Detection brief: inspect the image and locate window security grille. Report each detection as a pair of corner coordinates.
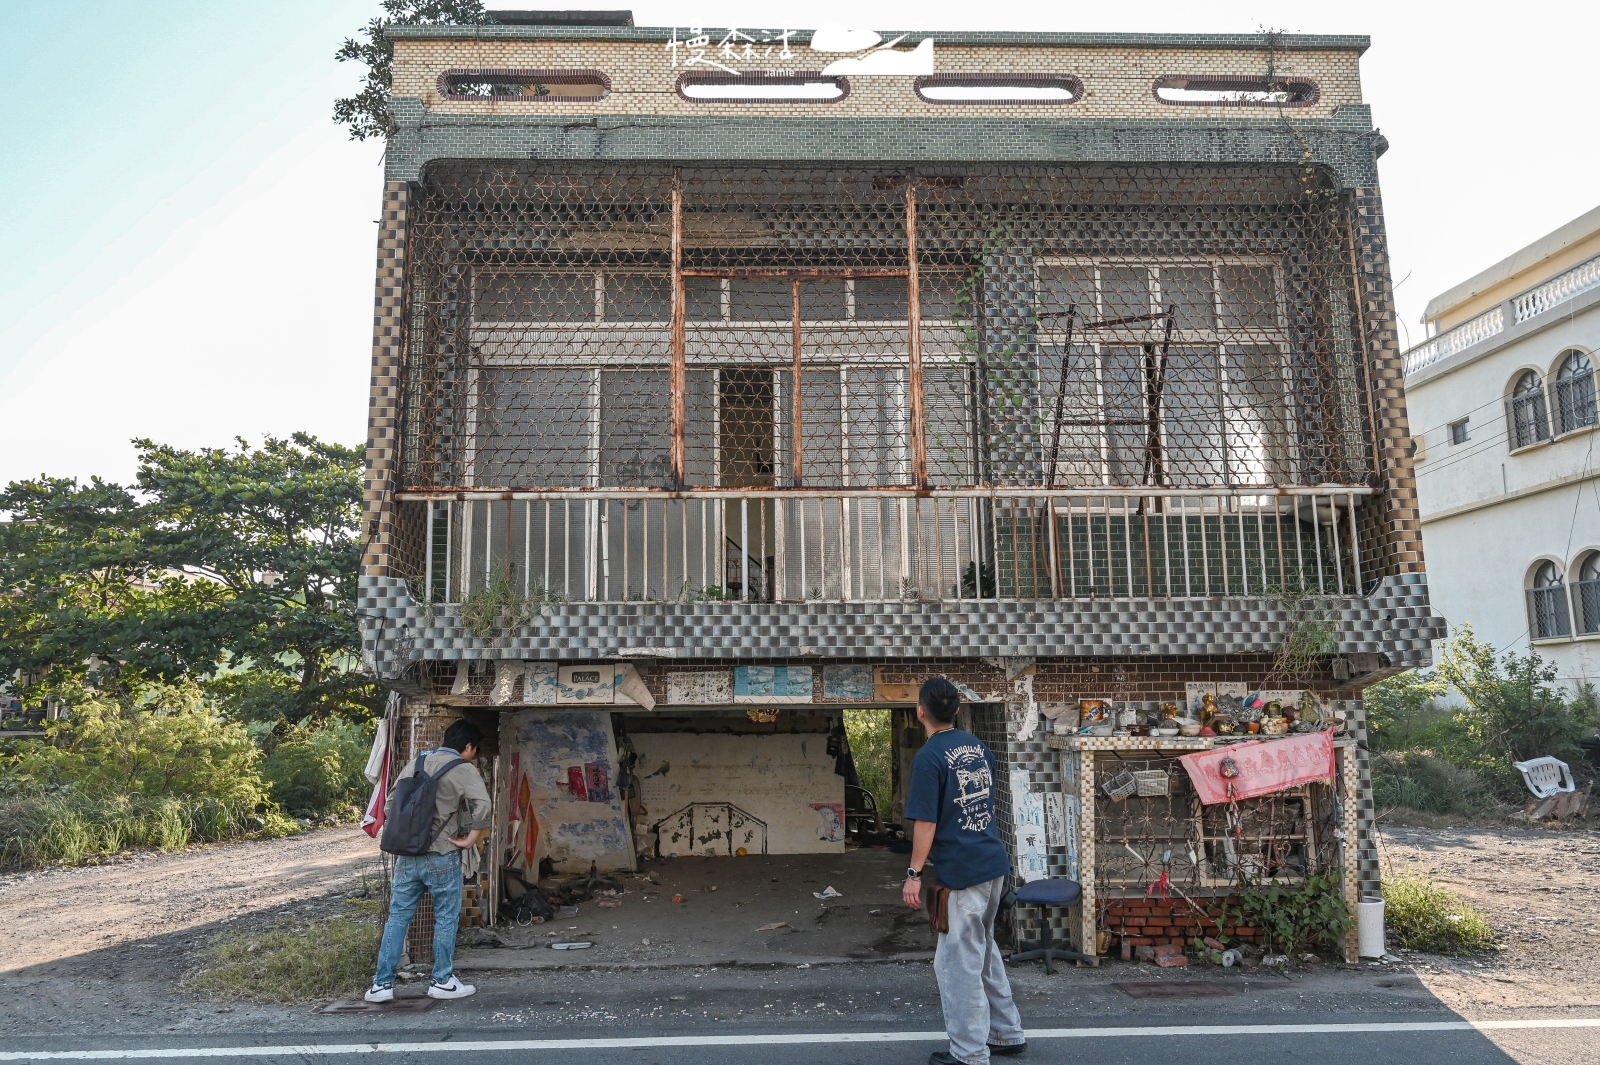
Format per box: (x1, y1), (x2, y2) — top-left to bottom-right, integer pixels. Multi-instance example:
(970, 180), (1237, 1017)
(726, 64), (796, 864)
(398, 164), (1374, 493)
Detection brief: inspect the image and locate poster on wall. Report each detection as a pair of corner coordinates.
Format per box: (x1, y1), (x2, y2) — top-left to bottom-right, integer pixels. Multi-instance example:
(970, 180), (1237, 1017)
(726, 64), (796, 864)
(1064, 795), (1080, 881)
(1043, 791), (1067, 849)
(734, 665), (814, 703)
(666, 670), (734, 705)
(822, 664), (873, 701)
(1008, 771), (1049, 883)
(505, 710), (634, 875)
(558, 665), (616, 704)
(811, 802), (844, 842)
(524, 664), (558, 704)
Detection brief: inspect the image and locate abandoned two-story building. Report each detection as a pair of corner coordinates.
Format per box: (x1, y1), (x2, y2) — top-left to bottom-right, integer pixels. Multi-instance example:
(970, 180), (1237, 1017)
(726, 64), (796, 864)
(357, 14), (1444, 961)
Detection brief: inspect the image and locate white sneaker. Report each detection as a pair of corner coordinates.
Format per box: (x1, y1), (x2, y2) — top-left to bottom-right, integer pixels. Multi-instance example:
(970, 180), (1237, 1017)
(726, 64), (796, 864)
(364, 984), (394, 1003)
(427, 975), (476, 999)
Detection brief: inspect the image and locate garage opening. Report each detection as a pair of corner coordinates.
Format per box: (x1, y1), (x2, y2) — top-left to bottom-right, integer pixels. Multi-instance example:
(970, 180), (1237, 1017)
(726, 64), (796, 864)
(476, 681), (970, 967)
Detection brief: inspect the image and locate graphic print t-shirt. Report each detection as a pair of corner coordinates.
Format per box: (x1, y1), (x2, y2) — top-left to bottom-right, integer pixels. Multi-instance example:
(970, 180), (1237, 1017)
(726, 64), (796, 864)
(905, 727), (1011, 890)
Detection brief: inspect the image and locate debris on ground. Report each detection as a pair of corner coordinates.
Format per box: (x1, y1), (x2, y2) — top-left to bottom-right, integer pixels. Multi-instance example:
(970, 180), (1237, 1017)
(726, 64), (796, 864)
(811, 886), (842, 900)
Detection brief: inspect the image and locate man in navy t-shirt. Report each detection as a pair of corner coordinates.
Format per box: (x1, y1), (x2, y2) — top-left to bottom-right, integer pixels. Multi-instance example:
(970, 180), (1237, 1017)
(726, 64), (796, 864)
(902, 678), (1025, 1065)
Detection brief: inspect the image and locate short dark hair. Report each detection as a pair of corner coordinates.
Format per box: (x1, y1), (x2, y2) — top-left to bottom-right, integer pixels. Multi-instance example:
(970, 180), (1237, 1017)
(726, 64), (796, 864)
(919, 677), (961, 723)
(441, 720), (484, 754)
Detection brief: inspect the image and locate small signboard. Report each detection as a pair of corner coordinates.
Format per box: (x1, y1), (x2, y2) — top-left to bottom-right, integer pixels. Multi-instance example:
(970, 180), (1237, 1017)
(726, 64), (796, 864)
(733, 665), (813, 703)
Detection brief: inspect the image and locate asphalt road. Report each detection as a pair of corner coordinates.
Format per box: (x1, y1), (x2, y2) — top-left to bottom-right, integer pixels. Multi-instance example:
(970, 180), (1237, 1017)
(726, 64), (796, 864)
(3, 1014), (1598, 1064)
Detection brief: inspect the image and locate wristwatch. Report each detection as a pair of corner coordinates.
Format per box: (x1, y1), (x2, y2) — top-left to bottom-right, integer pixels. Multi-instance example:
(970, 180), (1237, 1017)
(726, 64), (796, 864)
(906, 867), (922, 880)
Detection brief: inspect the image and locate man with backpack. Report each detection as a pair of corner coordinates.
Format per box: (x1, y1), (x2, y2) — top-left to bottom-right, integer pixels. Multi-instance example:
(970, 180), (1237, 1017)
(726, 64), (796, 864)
(366, 719), (492, 1002)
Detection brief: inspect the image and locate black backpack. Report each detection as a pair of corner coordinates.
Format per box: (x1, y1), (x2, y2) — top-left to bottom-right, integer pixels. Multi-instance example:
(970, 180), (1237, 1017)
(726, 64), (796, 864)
(379, 753), (467, 856)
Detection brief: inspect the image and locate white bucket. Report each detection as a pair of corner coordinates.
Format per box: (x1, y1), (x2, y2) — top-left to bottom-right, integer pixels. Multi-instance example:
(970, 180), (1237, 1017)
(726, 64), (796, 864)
(1358, 895), (1386, 959)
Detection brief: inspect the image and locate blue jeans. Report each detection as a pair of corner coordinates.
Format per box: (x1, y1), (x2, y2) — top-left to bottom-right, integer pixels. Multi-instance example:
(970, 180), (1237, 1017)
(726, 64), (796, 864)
(373, 851), (464, 986)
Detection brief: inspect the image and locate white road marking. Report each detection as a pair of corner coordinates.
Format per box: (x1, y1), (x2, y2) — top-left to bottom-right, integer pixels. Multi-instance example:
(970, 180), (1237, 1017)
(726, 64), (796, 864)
(2, 1018), (1598, 1059)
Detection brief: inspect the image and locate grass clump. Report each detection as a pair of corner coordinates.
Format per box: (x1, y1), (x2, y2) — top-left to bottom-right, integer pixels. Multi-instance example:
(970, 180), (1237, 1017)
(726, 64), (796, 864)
(0, 685), (298, 870)
(0, 791), (288, 870)
(1372, 750), (1503, 818)
(188, 901), (380, 1003)
(1383, 874), (1496, 954)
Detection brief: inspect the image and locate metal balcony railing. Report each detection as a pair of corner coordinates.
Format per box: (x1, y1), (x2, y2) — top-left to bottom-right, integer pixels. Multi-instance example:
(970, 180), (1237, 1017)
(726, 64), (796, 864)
(398, 486), (1375, 607)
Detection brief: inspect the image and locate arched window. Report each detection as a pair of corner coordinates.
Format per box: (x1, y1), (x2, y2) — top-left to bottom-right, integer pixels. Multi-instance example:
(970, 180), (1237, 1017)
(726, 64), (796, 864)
(1508, 370), (1550, 449)
(1576, 550), (1600, 636)
(1554, 350), (1597, 434)
(1527, 560), (1571, 639)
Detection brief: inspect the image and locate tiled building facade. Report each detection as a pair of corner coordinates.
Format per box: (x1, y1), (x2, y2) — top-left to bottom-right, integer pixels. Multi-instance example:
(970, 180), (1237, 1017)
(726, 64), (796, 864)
(357, 21), (1442, 951)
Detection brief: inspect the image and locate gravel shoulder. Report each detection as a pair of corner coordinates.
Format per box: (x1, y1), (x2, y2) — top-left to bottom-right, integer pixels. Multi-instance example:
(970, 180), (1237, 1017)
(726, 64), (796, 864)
(1376, 823), (1600, 1011)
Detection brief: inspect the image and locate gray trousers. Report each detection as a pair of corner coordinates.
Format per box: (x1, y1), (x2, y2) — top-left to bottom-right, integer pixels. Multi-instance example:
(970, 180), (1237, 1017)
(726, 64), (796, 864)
(933, 875), (1025, 1064)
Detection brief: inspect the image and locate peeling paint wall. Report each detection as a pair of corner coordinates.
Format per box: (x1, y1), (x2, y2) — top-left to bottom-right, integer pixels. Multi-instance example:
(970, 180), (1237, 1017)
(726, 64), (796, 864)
(633, 732), (845, 856)
(503, 710), (634, 874)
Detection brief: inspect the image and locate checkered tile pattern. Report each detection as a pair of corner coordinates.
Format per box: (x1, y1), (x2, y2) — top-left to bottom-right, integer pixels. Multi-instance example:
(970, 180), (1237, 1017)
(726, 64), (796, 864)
(357, 572), (1445, 681)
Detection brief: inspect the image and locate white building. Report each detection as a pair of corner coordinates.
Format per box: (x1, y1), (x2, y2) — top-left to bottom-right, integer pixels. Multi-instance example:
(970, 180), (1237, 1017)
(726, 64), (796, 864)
(1405, 206), (1600, 689)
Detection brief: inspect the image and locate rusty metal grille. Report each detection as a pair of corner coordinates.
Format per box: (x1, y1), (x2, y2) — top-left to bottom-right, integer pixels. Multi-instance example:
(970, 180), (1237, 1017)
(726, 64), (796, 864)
(399, 163), (1373, 495)
(1092, 752), (1345, 898)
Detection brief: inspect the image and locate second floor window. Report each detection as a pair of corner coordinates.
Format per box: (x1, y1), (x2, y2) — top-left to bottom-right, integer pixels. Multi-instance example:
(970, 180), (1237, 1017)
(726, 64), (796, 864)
(1554, 350), (1597, 435)
(1508, 370), (1551, 450)
(1035, 259), (1293, 487)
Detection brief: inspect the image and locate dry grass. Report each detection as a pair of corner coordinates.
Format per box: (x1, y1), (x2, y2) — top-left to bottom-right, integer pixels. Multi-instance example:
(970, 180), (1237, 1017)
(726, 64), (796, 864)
(1383, 874), (1496, 955)
(185, 900), (380, 1003)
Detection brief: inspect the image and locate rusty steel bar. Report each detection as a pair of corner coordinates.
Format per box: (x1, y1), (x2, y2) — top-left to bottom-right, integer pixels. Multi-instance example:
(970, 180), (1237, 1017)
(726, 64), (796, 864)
(398, 485), (1375, 502)
(678, 267), (910, 278)
(906, 181), (928, 488)
(792, 279), (804, 487)
(670, 170), (687, 490)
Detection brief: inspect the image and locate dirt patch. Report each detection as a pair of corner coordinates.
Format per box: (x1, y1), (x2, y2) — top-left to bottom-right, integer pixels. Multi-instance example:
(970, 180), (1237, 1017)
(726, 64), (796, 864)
(0, 827), (382, 1037)
(1377, 824), (1600, 1010)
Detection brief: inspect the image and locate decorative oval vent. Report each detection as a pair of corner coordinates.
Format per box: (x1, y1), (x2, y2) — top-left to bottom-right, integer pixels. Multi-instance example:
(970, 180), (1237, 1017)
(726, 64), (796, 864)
(677, 71), (848, 102)
(438, 69), (611, 102)
(1153, 75), (1318, 107)
(913, 74), (1083, 104)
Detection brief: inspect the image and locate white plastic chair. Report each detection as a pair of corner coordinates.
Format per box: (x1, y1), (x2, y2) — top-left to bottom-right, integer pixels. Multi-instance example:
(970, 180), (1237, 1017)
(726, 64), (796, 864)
(1511, 757), (1576, 798)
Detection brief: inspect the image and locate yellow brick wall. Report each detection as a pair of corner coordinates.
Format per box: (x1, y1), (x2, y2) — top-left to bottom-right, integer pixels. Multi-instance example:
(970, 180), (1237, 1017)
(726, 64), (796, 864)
(390, 40), (1363, 121)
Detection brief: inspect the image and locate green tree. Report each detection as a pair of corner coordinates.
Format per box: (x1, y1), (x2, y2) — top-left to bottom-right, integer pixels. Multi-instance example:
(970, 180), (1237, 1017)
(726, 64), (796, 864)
(0, 434), (376, 725)
(0, 479), (226, 702)
(134, 434), (376, 725)
(1364, 668), (1448, 749)
(333, 0), (494, 141)
(1434, 625), (1600, 795)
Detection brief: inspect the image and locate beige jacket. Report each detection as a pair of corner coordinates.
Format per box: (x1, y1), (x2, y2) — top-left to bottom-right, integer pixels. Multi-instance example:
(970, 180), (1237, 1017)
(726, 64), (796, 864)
(386, 748), (493, 876)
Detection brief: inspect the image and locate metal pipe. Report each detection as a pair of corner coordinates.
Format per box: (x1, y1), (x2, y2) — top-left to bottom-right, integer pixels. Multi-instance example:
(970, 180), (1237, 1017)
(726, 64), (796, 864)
(679, 267), (910, 278)
(906, 181), (928, 488)
(792, 279), (804, 487)
(398, 485), (1376, 502)
(670, 171), (687, 490)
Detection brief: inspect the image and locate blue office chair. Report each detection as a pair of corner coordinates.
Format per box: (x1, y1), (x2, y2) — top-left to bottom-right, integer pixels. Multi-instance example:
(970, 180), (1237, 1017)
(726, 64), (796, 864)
(1007, 879), (1097, 973)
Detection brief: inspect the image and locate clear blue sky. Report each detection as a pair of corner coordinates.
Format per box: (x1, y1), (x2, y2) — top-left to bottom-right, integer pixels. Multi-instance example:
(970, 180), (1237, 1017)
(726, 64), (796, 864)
(2, 1), (1596, 486)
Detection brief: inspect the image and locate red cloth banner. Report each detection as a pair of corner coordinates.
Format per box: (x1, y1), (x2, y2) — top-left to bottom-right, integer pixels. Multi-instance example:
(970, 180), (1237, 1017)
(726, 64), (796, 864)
(1179, 731), (1336, 805)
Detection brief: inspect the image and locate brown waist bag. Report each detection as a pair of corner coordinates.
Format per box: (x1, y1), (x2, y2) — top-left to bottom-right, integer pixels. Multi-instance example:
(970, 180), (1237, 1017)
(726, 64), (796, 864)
(924, 882), (951, 934)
